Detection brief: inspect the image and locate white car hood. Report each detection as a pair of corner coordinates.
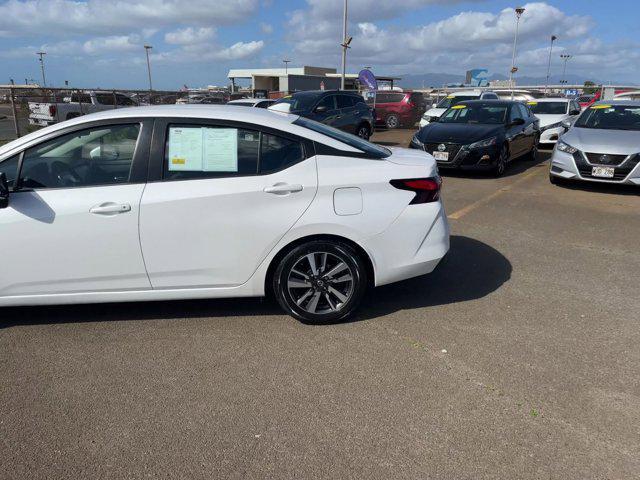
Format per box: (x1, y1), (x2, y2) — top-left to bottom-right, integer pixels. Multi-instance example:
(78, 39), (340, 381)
(424, 108), (446, 118)
(563, 127), (640, 155)
(536, 114), (568, 128)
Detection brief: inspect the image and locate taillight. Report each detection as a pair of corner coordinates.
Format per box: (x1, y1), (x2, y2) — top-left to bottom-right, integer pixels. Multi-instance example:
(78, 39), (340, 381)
(49, 105), (57, 117)
(390, 177), (441, 204)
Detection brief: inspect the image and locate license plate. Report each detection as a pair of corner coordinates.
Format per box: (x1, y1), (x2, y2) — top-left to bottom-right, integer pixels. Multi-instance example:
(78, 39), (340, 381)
(592, 166), (614, 178)
(433, 151), (449, 161)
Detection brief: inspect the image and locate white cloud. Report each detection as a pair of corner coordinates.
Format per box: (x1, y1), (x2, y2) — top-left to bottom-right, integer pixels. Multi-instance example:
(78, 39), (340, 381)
(0, 0), (259, 37)
(165, 27), (215, 46)
(83, 35), (141, 55)
(286, 1), (610, 80)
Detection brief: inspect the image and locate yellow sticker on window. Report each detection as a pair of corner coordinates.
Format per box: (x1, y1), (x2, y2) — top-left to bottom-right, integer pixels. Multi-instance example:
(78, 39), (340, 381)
(447, 95), (455, 99)
(171, 158), (186, 165)
(527, 101), (538, 106)
(451, 105), (466, 110)
(590, 105), (611, 110)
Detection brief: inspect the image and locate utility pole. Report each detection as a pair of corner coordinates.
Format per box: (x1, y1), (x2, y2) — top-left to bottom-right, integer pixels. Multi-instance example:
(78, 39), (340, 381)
(36, 51), (47, 87)
(340, 0), (352, 90)
(545, 35), (557, 94)
(509, 7), (525, 99)
(144, 45), (153, 94)
(560, 54), (572, 86)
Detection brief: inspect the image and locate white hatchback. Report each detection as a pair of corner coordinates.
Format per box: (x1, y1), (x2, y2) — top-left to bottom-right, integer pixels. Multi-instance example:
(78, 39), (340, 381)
(0, 106), (449, 323)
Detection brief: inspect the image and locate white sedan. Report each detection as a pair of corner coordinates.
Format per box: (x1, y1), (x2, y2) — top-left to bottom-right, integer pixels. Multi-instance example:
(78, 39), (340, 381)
(0, 106), (450, 323)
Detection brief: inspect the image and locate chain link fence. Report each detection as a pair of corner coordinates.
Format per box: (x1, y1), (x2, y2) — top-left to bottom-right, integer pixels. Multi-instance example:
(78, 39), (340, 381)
(0, 86), (249, 145)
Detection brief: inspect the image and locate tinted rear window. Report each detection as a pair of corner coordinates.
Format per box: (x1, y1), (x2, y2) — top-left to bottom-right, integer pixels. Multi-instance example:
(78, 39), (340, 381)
(376, 93), (407, 104)
(293, 117), (391, 158)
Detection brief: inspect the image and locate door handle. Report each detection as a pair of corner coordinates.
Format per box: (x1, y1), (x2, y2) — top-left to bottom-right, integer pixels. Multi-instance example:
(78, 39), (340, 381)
(90, 202), (131, 215)
(264, 184), (303, 195)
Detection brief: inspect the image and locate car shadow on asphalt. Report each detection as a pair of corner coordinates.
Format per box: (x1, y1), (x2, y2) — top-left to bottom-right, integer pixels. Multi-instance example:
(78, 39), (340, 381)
(552, 179), (640, 196)
(0, 236), (511, 328)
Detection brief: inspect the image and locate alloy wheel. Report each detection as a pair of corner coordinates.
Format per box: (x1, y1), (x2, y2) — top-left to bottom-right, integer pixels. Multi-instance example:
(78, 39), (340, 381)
(286, 251), (355, 315)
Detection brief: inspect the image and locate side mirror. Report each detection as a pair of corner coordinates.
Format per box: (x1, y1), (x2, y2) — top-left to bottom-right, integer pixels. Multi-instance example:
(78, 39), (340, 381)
(0, 172), (9, 209)
(315, 105), (328, 113)
(510, 118), (525, 126)
(569, 109), (581, 116)
(561, 119), (573, 130)
(432, 103), (438, 108)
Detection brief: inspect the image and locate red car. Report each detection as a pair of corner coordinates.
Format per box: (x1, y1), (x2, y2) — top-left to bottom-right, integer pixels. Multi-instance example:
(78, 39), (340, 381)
(369, 91), (426, 129)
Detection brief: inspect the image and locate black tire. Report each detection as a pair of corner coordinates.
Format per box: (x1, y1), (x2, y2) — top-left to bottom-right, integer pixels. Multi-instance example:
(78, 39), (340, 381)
(385, 114), (399, 129)
(549, 173), (565, 186)
(494, 145), (509, 177)
(273, 240), (368, 324)
(356, 123), (371, 140)
(528, 136), (539, 161)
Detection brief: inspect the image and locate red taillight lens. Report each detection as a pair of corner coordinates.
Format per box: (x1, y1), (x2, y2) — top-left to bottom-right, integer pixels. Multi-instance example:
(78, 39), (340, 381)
(49, 105), (57, 117)
(390, 177), (442, 204)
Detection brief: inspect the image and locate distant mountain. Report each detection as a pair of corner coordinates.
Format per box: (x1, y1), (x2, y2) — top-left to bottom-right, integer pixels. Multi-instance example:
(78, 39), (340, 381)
(397, 72), (632, 89)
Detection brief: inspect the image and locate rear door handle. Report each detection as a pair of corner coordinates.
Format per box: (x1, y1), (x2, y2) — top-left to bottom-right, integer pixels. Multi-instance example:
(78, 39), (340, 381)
(264, 184), (303, 195)
(90, 202), (131, 215)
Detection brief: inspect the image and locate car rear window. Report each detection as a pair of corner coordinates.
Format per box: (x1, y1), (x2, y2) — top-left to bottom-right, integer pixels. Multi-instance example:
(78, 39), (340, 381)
(375, 93), (407, 104)
(293, 117), (391, 158)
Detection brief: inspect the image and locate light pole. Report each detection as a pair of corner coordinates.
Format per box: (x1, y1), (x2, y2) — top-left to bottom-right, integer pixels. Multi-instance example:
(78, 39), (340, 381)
(283, 59), (291, 75)
(36, 51), (47, 87)
(144, 45), (153, 93)
(508, 6), (525, 98)
(340, 0), (352, 90)
(560, 54), (572, 86)
(545, 35), (557, 94)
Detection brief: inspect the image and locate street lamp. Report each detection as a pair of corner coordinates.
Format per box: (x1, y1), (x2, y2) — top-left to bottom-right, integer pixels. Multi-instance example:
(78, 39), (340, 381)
(144, 45), (153, 93)
(282, 59), (291, 75)
(340, 0), (351, 90)
(545, 35), (557, 94)
(36, 51), (47, 87)
(560, 54), (572, 86)
(509, 6), (526, 98)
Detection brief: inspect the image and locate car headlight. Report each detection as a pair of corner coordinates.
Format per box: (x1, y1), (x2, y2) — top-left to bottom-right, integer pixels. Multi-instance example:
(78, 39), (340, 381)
(541, 122), (562, 132)
(468, 136), (498, 149)
(556, 141), (578, 154)
(410, 133), (425, 148)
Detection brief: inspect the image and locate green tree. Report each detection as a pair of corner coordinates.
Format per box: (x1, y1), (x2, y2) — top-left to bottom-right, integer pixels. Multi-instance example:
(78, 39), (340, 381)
(583, 81), (598, 95)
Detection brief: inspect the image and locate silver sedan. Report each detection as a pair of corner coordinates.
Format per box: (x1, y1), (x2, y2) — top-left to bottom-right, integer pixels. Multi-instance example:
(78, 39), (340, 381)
(549, 100), (640, 185)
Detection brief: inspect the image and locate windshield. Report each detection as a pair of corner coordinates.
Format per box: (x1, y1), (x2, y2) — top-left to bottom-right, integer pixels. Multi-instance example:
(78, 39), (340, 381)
(439, 104), (508, 124)
(273, 93), (318, 112)
(436, 96), (478, 109)
(577, 96), (594, 103)
(574, 105), (640, 131)
(528, 102), (568, 115)
(293, 117), (391, 158)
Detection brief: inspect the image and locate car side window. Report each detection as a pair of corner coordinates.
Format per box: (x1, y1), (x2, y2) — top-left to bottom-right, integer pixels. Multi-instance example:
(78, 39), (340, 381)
(336, 95), (355, 109)
(0, 155), (20, 189)
(518, 104), (531, 118)
(164, 125), (259, 180)
(260, 134), (305, 174)
(19, 124), (140, 190)
(315, 95), (336, 111)
(509, 105), (523, 122)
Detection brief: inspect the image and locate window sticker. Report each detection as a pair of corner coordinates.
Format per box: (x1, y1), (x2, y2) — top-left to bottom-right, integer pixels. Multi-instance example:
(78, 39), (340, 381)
(168, 127), (238, 172)
(451, 105), (467, 110)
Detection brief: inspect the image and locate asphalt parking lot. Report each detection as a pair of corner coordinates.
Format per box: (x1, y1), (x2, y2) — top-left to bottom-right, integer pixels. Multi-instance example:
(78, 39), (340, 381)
(1, 127), (639, 479)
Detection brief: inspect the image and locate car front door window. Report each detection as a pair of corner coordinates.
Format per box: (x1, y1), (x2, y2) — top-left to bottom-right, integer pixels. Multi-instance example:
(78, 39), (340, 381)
(19, 124), (140, 189)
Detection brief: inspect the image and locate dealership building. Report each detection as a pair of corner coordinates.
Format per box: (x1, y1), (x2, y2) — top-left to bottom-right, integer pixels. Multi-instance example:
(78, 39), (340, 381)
(227, 66), (400, 97)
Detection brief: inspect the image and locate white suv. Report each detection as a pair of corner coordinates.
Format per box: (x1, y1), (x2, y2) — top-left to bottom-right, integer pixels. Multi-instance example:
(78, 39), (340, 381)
(420, 90), (499, 127)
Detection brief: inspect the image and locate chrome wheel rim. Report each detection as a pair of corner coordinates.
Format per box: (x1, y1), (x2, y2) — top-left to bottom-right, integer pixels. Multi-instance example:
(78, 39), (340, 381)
(358, 127), (368, 138)
(387, 116), (398, 128)
(287, 251), (355, 315)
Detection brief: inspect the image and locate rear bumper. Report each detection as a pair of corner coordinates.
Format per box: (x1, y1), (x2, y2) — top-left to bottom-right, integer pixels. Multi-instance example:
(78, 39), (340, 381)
(363, 202), (450, 286)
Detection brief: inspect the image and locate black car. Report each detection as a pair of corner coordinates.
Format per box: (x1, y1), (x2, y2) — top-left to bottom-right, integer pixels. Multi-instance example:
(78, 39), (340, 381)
(271, 90), (375, 139)
(409, 100), (540, 176)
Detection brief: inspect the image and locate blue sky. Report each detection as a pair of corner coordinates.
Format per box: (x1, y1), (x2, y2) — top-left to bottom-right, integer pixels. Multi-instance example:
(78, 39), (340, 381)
(0, 0), (638, 89)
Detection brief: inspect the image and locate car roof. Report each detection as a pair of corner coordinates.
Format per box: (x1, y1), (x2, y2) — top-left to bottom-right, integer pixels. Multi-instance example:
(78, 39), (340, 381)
(449, 90), (482, 97)
(592, 100), (640, 107)
(457, 99), (514, 106)
(531, 97), (570, 103)
(227, 98), (269, 104)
